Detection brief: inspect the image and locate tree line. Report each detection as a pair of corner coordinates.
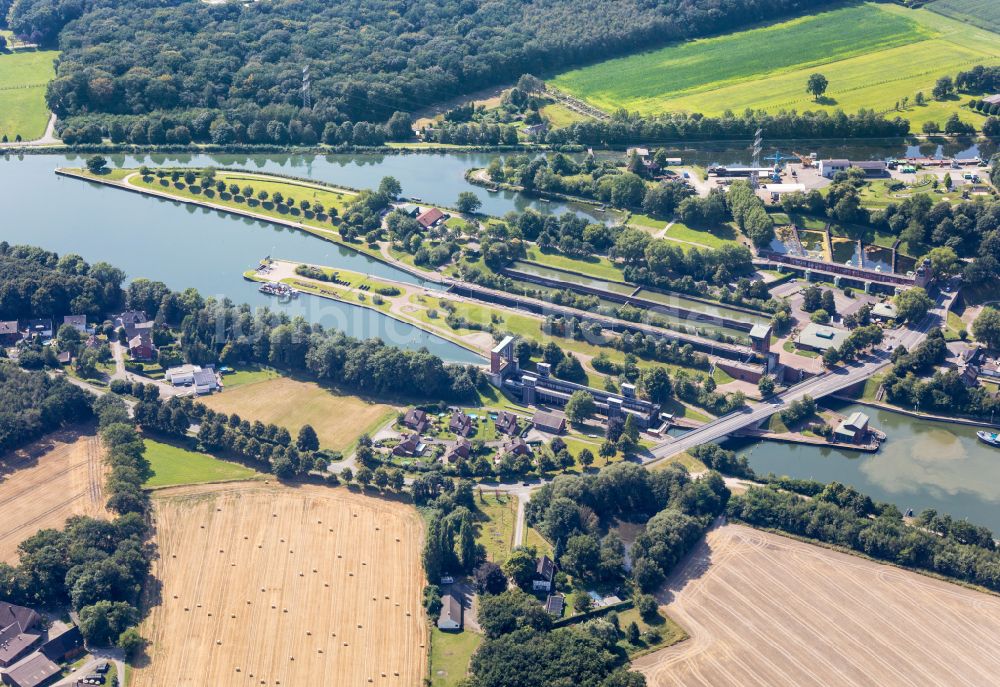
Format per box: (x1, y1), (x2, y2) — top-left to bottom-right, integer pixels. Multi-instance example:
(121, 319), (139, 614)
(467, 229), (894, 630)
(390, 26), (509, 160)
(544, 109), (910, 147)
(0, 361), (93, 454)
(728, 482), (1000, 592)
(0, 243), (125, 321)
(11, 0), (843, 140)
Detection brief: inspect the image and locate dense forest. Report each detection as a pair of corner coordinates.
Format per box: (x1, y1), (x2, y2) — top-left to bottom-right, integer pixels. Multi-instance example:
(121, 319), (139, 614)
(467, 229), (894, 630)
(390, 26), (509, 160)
(0, 243), (125, 321)
(7, 0), (840, 136)
(0, 362), (93, 453)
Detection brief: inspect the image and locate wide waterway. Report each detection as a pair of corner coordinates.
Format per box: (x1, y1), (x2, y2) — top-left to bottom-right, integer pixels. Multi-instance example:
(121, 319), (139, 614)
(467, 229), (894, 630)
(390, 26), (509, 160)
(726, 401), (1000, 533)
(5, 150), (1000, 530)
(1, 153), (493, 362)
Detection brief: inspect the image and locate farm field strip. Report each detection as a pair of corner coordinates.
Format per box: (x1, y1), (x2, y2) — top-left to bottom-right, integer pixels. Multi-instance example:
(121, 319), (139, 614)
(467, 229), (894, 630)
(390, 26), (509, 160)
(551, 3), (1000, 127)
(635, 524), (1000, 687)
(0, 430), (108, 563)
(135, 482), (427, 687)
(553, 4), (930, 105)
(927, 0), (1000, 34)
(0, 49), (57, 140)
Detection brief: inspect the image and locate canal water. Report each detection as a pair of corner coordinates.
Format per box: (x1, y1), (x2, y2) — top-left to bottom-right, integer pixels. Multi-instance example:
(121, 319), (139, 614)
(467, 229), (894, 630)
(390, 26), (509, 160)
(726, 402), (1000, 534)
(5, 149), (1000, 529)
(93, 150), (611, 221)
(595, 138), (997, 167)
(0, 154), (487, 362)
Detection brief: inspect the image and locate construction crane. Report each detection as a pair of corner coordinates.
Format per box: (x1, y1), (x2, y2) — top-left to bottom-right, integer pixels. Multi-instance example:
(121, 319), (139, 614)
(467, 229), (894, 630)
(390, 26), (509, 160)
(792, 151), (815, 168)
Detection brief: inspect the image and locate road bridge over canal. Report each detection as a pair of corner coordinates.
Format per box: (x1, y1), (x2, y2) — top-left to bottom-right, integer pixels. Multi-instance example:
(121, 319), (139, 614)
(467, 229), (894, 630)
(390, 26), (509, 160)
(646, 290), (955, 464)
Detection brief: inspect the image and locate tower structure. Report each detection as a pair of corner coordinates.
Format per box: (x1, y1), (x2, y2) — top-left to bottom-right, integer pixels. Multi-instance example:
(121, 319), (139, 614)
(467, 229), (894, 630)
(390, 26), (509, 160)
(302, 66), (312, 109)
(749, 128), (763, 189)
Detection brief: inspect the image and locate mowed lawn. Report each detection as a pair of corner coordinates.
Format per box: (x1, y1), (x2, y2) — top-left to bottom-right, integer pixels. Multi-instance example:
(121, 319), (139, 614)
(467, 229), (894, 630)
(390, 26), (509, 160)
(0, 50), (57, 140)
(552, 3), (1000, 128)
(143, 438), (260, 488)
(201, 375), (397, 453)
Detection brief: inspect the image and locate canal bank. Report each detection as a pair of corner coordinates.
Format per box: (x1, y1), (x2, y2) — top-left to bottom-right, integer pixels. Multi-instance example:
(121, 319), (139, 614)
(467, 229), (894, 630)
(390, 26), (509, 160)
(2, 154), (483, 363)
(725, 400), (1000, 533)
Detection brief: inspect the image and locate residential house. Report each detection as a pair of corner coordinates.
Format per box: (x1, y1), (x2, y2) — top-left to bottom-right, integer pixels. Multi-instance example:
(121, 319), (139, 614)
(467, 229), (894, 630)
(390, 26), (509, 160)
(448, 410), (473, 437)
(128, 331), (156, 361)
(444, 437), (472, 464)
(532, 556), (555, 592)
(495, 411), (519, 436)
(402, 408), (429, 433)
(39, 624), (83, 663)
(393, 434), (425, 457)
(834, 411), (870, 444)
(531, 410), (566, 435)
(416, 207), (447, 229)
(62, 315), (89, 333)
(397, 203), (421, 217)
(20, 319), (53, 341)
(437, 592), (463, 630)
(520, 122), (548, 138)
(0, 321), (20, 346)
(55, 351), (71, 365)
(114, 310), (147, 329)
(500, 436), (532, 458)
(1, 652), (60, 687)
(0, 602), (41, 668)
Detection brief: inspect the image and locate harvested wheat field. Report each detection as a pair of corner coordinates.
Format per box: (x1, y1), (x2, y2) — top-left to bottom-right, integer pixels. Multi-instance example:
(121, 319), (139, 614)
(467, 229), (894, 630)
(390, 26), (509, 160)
(0, 428), (107, 563)
(635, 524), (1000, 687)
(134, 481), (427, 687)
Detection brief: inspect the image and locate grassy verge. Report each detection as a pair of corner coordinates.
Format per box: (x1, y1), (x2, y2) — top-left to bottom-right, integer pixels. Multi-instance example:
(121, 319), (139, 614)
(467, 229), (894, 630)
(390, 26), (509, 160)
(649, 451), (707, 473)
(525, 527), (554, 558)
(143, 437), (261, 488)
(522, 246), (625, 282)
(221, 365), (281, 389)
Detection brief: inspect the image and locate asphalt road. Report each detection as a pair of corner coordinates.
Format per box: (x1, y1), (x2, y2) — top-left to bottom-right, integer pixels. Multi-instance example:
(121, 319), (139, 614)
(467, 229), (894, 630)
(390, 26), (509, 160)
(646, 290), (954, 464)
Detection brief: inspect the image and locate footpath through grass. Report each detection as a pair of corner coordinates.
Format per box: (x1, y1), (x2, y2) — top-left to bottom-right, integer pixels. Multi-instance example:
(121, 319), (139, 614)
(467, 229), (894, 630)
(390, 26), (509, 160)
(143, 438), (260, 488)
(0, 50), (57, 140)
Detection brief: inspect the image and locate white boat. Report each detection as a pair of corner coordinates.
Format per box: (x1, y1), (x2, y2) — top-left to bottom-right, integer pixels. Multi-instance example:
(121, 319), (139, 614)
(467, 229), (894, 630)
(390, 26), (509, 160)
(976, 431), (1000, 447)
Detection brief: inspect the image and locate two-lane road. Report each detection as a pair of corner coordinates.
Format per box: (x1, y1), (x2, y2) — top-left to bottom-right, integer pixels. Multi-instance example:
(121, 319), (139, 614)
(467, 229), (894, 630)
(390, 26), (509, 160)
(646, 290), (954, 464)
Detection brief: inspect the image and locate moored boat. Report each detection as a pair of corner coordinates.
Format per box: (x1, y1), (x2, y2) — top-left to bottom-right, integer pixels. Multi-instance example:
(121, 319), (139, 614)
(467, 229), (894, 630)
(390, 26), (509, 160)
(976, 431), (1000, 447)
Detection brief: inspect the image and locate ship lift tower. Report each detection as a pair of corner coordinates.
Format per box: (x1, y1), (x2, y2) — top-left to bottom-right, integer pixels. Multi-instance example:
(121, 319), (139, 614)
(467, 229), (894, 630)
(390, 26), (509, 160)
(750, 128), (763, 189)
